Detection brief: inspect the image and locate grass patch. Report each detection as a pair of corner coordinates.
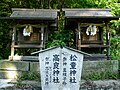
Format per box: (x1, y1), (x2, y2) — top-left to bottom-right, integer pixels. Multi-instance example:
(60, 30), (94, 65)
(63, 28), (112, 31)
(82, 61), (119, 80)
(17, 71), (40, 82)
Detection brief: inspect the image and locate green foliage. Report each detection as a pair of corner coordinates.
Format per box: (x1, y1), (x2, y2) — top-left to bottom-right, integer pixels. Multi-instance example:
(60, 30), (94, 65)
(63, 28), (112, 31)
(83, 61), (119, 80)
(110, 36), (120, 60)
(0, 56), (2, 60)
(85, 70), (118, 80)
(46, 12), (72, 48)
(16, 71), (40, 87)
(46, 30), (72, 48)
(110, 19), (120, 36)
(0, 0), (12, 59)
(0, 1), (11, 16)
(0, 20), (11, 59)
(64, 0), (97, 8)
(47, 40), (66, 48)
(17, 71), (40, 81)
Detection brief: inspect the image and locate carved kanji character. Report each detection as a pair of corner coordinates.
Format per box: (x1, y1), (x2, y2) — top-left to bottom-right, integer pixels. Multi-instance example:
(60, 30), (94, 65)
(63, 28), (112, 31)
(70, 62), (76, 69)
(53, 54), (59, 61)
(70, 55), (77, 61)
(53, 70), (59, 76)
(70, 77), (76, 83)
(70, 70), (76, 76)
(53, 77), (59, 83)
(53, 62), (59, 69)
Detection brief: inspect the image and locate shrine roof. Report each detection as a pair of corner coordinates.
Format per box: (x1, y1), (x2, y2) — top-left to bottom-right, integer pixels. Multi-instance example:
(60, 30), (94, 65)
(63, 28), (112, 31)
(10, 8), (59, 20)
(63, 8), (119, 21)
(63, 8), (112, 17)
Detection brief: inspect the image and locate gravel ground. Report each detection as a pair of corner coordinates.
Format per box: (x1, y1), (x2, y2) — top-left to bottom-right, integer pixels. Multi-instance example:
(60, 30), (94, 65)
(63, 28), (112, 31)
(1, 79), (120, 90)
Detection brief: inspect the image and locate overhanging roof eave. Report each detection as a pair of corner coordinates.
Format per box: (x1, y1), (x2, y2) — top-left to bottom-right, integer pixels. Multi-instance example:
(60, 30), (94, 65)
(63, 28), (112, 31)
(65, 16), (119, 20)
(0, 17), (57, 21)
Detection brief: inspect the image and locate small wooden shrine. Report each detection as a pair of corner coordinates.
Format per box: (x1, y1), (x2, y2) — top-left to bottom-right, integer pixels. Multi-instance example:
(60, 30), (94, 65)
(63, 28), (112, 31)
(8, 8), (59, 60)
(63, 9), (119, 60)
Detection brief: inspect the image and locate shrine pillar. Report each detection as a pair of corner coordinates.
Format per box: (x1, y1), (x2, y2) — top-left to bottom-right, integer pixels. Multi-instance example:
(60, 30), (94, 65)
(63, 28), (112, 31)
(77, 23), (81, 50)
(106, 22), (110, 60)
(10, 25), (16, 60)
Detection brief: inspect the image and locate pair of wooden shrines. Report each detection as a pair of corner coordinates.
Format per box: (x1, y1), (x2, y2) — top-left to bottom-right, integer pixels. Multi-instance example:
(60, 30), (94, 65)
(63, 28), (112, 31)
(11, 23), (104, 57)
(9, 8), (119, 60)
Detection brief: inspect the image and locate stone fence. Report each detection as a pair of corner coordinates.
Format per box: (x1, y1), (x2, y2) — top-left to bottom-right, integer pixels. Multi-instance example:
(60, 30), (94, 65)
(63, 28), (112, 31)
(0, 60), (118, 79)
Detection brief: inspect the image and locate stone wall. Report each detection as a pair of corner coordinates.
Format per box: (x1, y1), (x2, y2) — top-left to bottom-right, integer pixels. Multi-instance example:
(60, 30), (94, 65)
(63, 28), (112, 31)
(0, 60), (118, 80)
(82, 60), (119, 80)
